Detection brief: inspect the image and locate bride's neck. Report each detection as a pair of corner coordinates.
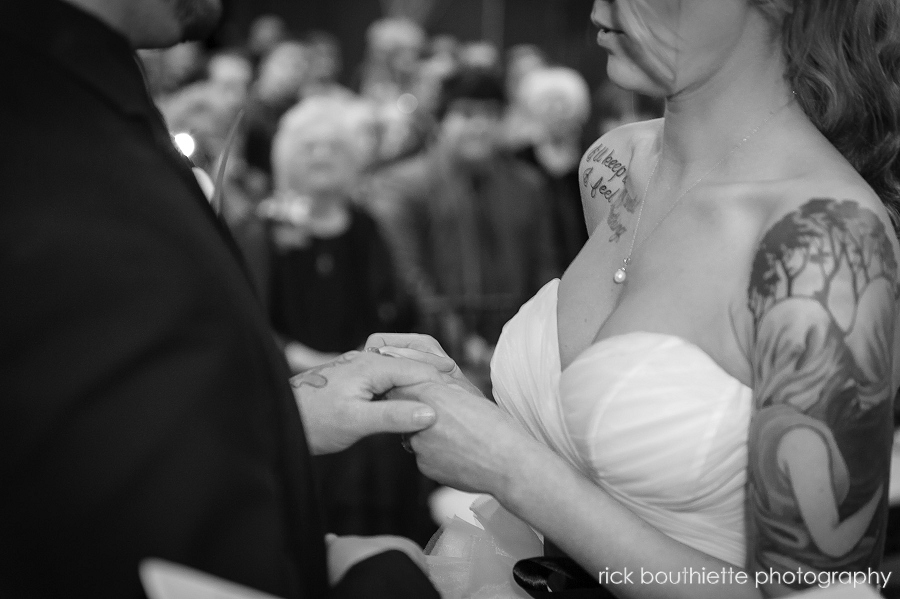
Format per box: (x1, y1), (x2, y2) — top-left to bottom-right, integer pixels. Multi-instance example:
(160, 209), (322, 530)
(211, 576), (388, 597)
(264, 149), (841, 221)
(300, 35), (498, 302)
(656, 36), (796, 185)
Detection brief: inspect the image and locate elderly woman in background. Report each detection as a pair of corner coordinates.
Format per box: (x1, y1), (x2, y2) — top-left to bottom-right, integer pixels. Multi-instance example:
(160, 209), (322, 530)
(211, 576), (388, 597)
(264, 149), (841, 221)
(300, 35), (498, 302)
(264, 95), (431, 542)
(265, 95), (410, 371)
(513, 66), (594, 272)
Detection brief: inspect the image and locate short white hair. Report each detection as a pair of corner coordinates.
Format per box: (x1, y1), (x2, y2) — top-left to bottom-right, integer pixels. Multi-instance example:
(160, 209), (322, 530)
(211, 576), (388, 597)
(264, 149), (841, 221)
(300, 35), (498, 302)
(517, 67), (591, 125)
(271, 95), (375, 189)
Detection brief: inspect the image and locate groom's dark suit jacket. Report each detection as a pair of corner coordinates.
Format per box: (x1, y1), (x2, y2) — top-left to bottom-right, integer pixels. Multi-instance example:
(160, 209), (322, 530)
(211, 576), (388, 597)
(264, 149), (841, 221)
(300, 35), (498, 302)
(0, 2), (437, 598)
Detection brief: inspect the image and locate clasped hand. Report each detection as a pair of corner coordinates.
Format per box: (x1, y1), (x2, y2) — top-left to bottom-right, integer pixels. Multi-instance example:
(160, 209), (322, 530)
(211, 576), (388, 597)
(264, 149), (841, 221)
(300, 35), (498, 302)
(290, 348), (446, 454)
(365, 333), (536, 499)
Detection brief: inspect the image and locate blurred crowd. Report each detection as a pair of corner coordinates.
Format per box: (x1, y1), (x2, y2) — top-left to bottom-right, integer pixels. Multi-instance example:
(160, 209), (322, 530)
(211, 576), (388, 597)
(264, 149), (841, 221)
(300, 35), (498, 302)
(139, 13), (661, 545)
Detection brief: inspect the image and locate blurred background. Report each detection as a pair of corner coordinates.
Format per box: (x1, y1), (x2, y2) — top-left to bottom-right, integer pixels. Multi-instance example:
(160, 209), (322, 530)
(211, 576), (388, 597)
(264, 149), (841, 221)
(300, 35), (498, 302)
(216, 0), (602, 89)
(143, 0), (664, 552)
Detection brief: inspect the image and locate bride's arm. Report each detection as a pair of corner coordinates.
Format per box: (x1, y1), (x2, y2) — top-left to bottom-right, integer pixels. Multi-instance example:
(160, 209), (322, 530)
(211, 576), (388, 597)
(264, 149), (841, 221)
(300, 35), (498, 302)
(403, 379), (762, 599)
(742, 197), (896, 596)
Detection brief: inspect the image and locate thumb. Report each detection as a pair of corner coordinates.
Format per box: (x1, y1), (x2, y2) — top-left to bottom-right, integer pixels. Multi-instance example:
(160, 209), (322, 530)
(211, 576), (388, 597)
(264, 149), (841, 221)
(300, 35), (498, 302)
(356, 399), (436, 436)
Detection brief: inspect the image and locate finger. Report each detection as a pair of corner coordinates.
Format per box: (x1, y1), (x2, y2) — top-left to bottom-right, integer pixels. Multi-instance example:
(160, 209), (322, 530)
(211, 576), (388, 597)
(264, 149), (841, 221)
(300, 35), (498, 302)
(357, 399), (436, 435)
(378, 346), (457, 373)
(365, 332), (448, 356)
(387, 378), (472, 404)
(358, 352), (445, 396)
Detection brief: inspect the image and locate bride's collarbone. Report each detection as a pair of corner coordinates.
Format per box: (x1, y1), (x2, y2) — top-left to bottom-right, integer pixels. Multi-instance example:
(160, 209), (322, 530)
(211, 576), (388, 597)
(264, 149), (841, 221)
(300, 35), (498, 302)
(557, 246), (751, 379)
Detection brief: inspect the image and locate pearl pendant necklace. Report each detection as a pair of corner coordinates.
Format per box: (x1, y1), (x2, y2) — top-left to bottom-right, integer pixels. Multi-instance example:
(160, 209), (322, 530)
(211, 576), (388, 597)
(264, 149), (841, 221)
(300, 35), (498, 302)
(613, 259), (629, 284)
(612, 95), (794, 285)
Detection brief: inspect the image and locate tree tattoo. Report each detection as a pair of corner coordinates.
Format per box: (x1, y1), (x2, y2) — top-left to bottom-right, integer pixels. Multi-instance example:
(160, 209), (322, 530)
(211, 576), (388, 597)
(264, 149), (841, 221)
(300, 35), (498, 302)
(289, 352), (357, 390)
(746, 198), (899, 594)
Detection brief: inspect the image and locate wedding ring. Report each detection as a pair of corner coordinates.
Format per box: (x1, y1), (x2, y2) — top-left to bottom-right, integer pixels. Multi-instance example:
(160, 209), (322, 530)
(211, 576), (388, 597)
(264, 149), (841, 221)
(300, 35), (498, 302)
(364, 346), (382, 354)
(401, 434), (414, 453)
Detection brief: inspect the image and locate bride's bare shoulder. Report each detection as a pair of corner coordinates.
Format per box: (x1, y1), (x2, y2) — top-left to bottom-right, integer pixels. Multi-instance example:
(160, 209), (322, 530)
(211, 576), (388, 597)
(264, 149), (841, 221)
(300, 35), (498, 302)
(579, 119), (662, 235)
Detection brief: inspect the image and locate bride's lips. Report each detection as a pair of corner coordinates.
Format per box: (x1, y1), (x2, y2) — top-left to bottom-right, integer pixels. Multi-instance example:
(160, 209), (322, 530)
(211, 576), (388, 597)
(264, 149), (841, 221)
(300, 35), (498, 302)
(596, 22), (625, 49)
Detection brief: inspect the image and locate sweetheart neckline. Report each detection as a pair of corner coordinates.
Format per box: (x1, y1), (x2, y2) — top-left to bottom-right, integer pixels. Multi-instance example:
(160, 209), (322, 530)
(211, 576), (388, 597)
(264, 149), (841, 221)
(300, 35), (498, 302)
(543, 280), (750, 388)
(562, 331), (749, 390)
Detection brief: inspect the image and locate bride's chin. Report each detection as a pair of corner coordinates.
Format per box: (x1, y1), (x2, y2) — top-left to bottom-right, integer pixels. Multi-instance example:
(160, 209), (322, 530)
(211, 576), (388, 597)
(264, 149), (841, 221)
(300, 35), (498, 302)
(605, 56), (669, 99)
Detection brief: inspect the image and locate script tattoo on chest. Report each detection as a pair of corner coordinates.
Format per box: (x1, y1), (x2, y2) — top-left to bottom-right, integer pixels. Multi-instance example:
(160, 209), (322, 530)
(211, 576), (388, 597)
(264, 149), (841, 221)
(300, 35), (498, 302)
(582, 143), (640, 242)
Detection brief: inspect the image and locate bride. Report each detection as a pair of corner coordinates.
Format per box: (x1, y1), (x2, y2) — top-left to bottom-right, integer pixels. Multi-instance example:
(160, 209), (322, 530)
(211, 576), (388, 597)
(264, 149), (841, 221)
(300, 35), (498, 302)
(372, 0), (900, 597)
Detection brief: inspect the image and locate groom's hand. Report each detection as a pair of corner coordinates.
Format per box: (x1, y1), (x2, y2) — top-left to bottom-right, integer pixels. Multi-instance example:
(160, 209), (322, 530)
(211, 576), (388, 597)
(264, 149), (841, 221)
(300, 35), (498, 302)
(291, 350), (447, 455)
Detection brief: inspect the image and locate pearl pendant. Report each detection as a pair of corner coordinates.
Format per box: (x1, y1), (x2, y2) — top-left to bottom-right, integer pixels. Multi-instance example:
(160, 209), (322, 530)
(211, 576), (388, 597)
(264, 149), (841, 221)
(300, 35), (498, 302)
(613, 267), (627, 284)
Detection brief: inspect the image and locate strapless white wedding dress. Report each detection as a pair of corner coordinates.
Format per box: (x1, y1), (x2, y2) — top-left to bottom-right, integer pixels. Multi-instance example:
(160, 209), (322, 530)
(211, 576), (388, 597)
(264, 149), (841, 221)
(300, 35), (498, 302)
(426, 278), (752, 597)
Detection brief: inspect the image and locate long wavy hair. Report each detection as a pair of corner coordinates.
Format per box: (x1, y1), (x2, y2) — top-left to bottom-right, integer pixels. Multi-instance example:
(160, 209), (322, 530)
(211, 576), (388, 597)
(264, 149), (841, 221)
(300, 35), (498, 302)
(762, 0), (900, 233)
(617, 0), (900, 234)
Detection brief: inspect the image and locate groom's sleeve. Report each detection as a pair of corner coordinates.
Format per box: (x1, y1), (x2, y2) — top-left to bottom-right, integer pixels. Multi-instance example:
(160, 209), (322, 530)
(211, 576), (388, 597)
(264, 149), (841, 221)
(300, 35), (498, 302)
(330, 550), (440, 599)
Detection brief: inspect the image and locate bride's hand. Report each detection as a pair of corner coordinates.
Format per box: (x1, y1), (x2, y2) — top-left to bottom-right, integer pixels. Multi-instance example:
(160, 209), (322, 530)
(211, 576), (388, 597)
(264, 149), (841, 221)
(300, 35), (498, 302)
(390, 381), (538, 497)
(365, 332), (484, 398)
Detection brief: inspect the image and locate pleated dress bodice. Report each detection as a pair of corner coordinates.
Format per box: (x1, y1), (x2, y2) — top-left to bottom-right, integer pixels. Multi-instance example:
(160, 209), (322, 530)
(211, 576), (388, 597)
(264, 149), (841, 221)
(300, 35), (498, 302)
(491, 279), (752, 567)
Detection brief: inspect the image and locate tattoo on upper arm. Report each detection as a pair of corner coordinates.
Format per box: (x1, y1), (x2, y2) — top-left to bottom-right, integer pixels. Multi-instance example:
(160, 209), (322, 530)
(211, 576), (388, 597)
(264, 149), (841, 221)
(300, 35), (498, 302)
(289, 352), (356, 390)
(746, 199), (899, 593)
(582, 144), (639, 242)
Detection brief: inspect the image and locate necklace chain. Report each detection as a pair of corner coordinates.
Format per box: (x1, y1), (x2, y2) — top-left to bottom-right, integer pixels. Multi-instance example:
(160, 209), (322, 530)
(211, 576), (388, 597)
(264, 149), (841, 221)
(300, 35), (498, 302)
(612, 96), (795, 285)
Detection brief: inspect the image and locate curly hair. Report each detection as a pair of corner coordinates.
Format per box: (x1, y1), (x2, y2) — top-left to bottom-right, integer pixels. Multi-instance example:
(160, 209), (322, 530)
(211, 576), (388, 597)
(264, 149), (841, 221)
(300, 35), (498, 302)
(271, 95), (376, 193)
(766, 0), (900, 233)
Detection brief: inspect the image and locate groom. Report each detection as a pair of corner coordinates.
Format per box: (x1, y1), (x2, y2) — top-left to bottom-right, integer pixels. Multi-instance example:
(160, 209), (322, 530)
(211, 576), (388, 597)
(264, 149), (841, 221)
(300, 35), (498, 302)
(0, 0), (441, 597)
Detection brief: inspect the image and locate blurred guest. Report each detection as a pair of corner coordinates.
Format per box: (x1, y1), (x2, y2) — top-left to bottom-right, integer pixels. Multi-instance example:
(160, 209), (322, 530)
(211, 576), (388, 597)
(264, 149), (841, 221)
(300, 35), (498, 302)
(414, 34), (460, 116)
(458, 41), (501, 73)
(244, 40), (308, 180)
(429, 34), (460, 64)
(356, 19), (433, 167)
(500, 44), (549, 152)
(371, 67), (559, 384)
(299, 30), (353, 100)
(365, 99), (434, 169)
(514, 66), (593, 271)
(504, 43), (547, 100)
(207, 49), (254, 109)
(247, 13), (288, 69)
(266, 96), (429, 542)
(358, 17), (425, 104)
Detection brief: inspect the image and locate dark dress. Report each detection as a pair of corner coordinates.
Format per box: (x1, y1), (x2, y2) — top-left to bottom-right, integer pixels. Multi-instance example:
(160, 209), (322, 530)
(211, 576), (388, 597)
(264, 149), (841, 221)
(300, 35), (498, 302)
(269, 206), (410, 353)
(0, 2), (437, 597)
(516, 145), (589, 273)
(268, 207), (435, 545)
